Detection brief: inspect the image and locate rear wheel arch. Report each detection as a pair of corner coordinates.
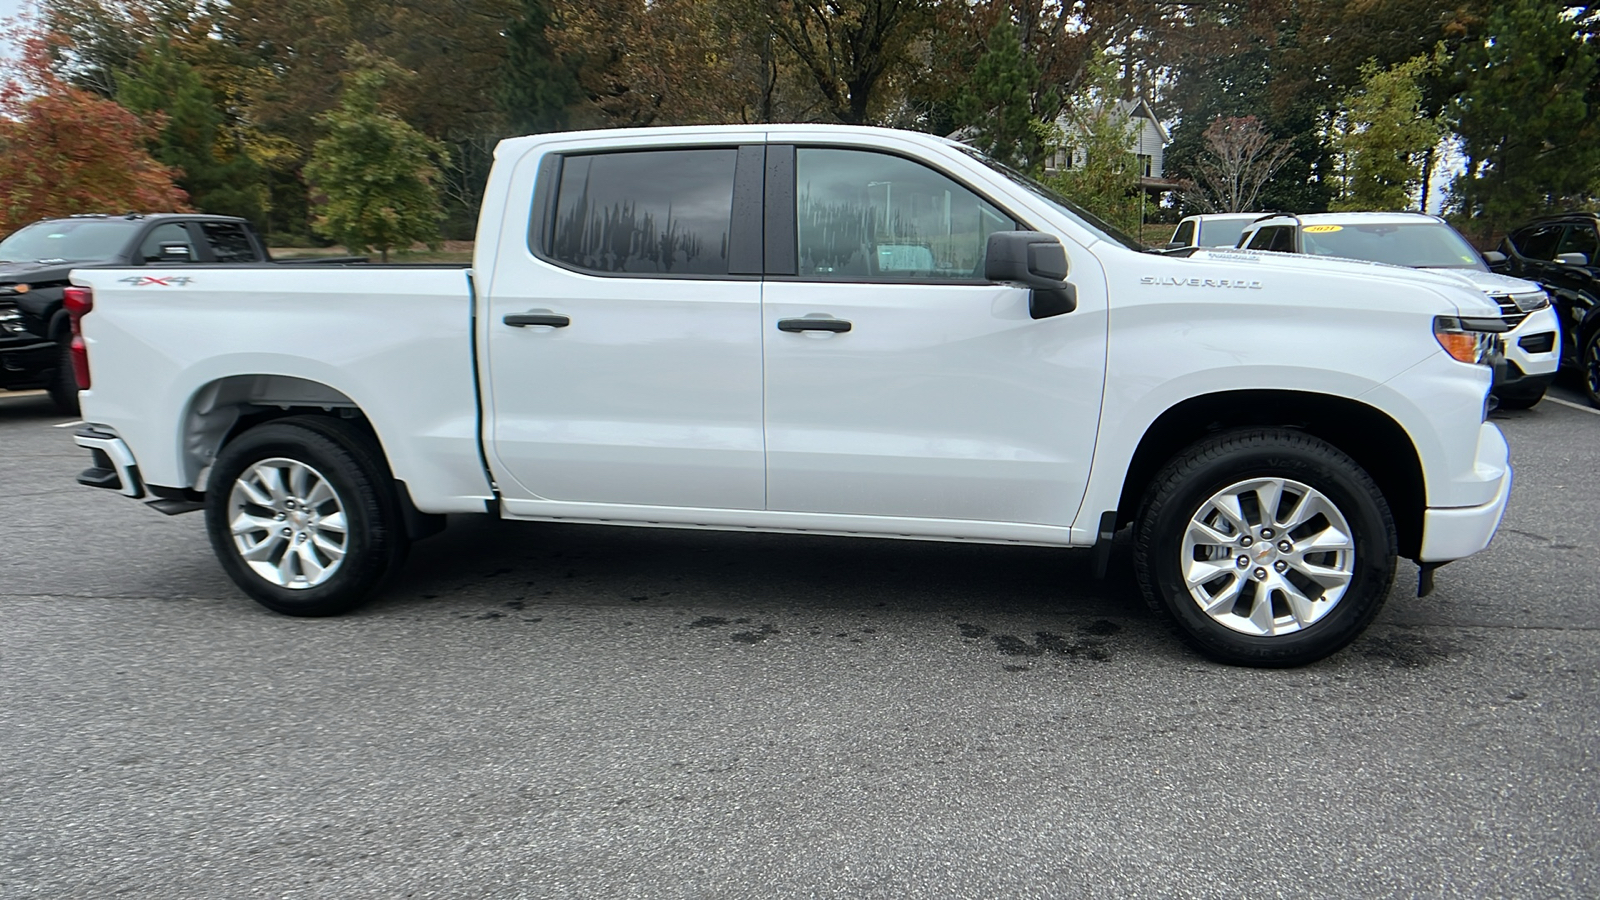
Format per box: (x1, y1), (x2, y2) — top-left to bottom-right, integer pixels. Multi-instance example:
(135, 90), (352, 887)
(1114, 390), (1426, 559)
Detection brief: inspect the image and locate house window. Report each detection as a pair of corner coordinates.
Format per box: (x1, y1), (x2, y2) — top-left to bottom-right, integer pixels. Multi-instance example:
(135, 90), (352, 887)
(1137, 154), (1153, 178)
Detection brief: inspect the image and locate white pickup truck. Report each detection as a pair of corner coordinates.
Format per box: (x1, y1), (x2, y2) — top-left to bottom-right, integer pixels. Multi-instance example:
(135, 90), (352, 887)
(68, 125), (1512, 667)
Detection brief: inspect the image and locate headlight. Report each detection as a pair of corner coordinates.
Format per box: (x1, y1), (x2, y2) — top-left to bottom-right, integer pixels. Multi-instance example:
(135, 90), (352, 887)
(1434, 315), (1507, 365)
(0, 307), (29, 335)
(1512, 291), (1550, 312)
(0, 283), (27, 295)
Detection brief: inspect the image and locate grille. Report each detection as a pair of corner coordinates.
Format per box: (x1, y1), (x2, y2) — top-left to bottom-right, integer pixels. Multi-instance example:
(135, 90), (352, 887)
(1490, 294), (1529, 328)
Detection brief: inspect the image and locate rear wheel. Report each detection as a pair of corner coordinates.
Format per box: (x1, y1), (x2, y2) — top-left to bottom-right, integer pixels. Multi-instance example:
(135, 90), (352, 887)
(1134, 429), (1396, 667)
(205, 416), (408, 616)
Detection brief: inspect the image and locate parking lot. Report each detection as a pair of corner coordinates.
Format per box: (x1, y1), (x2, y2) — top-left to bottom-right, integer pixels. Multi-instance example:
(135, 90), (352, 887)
(2, 384), (1596, 898)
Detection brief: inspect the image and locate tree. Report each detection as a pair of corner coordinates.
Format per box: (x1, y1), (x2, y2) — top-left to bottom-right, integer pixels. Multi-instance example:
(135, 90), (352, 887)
(1045, 57), (1140, 234)
(1447, 0), (1600, 240)
(499, 0), (579, 134)
(952, 14), (1056, 173)
(1181, 116), (1295, 214)
(766, 0), (931, 124)
(1330, 54), (1442, 212)
(304, 46), (448, 261)
(116, 41), (266, 222)
(0, 32), (187, 233)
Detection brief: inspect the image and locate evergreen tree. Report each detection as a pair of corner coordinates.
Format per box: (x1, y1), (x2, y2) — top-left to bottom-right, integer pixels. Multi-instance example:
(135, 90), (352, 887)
(953, 15), (1056, 173)
(304, 46), (448, 262)
(498, 0), (579, 134)
(1448, 0), (1600, 239)
(116, 41), (265, 222)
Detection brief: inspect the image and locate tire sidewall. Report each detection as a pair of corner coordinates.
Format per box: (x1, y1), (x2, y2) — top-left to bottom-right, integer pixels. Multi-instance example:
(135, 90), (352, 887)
(47, 336), (80, 415)
(205, 421), (393, 616)
(1145, 437), (1396, 667)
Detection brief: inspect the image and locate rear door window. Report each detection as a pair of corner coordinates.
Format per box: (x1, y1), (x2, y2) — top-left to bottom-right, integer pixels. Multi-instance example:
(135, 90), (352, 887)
(548, 149), (738, 277)
(200, 222), (261, 262)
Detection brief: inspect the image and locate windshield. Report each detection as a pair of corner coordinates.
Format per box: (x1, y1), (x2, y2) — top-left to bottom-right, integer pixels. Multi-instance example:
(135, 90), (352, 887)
(1199, 221), (1251, 248)
(957, 146), (1147, 251)
(0, 219), (138, 264)
(1300, 221), (1487, 270)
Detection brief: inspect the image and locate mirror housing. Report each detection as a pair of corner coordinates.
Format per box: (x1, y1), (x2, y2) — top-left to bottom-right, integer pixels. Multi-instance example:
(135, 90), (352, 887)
(986, 231), (1076, 319)
(1480, 250), (1507, 267)
(986, 231), (1068, 289)
(1555, 251), (1589, 267)
(159, 243), (193, 262)
(1163, 241), (1187, 251)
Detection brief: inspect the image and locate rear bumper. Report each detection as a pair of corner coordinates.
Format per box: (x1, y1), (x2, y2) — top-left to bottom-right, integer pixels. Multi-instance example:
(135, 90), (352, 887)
(74, 425), (145, 499)
(1417, 424), (1511, 562)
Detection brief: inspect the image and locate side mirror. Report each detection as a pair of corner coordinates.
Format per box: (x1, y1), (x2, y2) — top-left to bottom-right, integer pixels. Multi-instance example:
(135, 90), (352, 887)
(159, 243), (193, 262)
(985, 231), (1076, 319)
(1481, 250), (1507, 266)
(1555, 251), (1589, 267)
(1163, 241), (1187, 251)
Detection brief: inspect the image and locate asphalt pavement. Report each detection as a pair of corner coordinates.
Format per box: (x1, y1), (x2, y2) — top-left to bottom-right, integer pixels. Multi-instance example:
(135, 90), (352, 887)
(2, 382), (1596, 899)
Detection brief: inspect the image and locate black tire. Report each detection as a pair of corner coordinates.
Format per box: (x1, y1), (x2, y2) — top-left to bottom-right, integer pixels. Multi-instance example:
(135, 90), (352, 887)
(205, 416), (409, 616)
(1494, 387), (1544, 410)
(1584, 329), (1600, 409)
(1133, 429), (1397, 667)
(46, 336), (79, 415)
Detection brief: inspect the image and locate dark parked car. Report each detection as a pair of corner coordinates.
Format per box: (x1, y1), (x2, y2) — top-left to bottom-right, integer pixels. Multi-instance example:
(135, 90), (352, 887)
(1492, 213), (1600, 407)
(0, 213), (273, 413)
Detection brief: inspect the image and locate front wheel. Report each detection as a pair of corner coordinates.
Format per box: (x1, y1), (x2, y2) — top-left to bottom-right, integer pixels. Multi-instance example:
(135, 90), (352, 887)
(1134, 429), (1397, 667)
(205, 416), (408, 616)
(1584, 329), (1600, 409)
(1495, 387), (1545, 410)
(46, 335), (79, 415)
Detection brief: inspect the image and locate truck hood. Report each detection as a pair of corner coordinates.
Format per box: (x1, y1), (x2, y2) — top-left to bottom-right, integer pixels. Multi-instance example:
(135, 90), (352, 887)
(1187, 248), (1502, 316)
(1422, 267), (1547, 300)
(0, 260), (77, 284)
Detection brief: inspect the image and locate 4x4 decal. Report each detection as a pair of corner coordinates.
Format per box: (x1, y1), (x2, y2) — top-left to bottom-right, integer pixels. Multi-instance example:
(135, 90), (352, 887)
(119, 276), (194, 287)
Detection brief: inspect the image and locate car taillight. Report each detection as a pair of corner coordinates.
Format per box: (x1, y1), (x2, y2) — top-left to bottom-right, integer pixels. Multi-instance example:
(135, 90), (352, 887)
(63, 286), (92, 389)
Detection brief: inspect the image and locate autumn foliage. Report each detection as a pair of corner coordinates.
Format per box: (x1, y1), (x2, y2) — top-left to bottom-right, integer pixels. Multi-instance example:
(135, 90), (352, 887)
(0, 29), (187, 233)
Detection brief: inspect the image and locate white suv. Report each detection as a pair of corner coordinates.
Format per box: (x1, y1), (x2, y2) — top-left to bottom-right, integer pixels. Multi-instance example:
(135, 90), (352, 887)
(1165, 213), (1263, 250)
(1236, 212), (1560, 408)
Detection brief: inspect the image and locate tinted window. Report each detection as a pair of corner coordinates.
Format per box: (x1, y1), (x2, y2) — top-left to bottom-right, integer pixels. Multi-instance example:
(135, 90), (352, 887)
(1513, 224), (1563, 260)
(1245, 227), (1280, 250)
(1199, 220), (1250, 248)
(201, 222), (259, 262)
(1172, 220), (1195, 246)
(0, 219), (137, 263)
(139, 223), (197, 263)
(1555, 224), (1598, 263)
(1300, 222), (1486, 269)
(550, 149), (736, 276)
(796, 148), (1014, 280)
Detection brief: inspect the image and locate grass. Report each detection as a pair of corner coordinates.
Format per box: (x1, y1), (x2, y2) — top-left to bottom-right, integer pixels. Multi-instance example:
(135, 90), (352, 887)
(269, 240), (474, 264)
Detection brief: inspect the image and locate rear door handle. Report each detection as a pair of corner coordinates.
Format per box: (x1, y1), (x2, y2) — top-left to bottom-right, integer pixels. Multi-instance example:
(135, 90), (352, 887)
(777, 317), (852, 333)
(504, 313), (570, 328)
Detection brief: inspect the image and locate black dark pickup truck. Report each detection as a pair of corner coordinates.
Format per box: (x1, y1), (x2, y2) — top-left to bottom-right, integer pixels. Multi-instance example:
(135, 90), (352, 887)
(0, 213), (320, 413)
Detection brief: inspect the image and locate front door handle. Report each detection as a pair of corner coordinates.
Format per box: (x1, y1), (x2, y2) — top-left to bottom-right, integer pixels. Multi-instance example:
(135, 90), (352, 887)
(504, 312), (570, 328)
(777, 317), (852, 333)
